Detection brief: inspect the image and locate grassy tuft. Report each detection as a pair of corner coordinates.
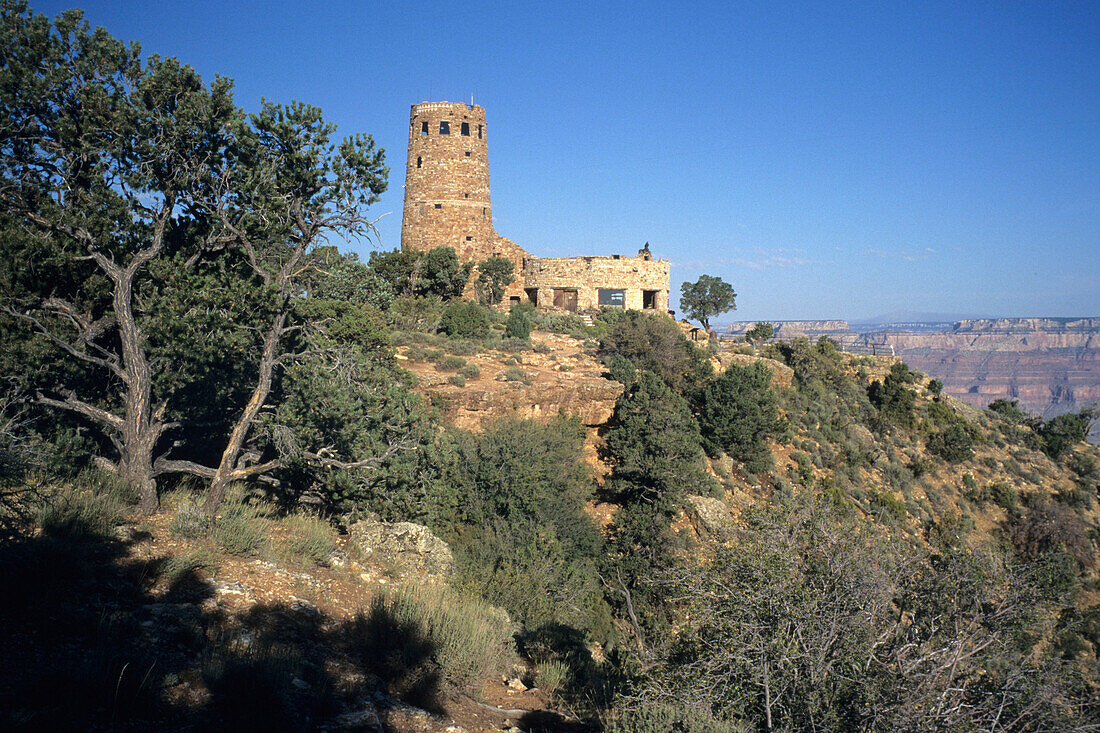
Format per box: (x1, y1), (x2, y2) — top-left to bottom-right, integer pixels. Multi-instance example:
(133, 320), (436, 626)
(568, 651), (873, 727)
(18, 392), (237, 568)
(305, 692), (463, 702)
(213, 490), (271, 556)
(362, 584), (516, 691)
(37, 470), (131, 539)
(267, 512), (337, 566)
(169, 498), (209, 539)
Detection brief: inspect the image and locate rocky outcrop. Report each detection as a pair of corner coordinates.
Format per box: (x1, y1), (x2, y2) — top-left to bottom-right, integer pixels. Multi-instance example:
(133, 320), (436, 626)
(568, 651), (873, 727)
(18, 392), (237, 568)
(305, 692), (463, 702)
(400, 333), (623, 431)
(348, 515), (455, 580)
(439, 374), (622, 428)
(713, 353), (794, 389)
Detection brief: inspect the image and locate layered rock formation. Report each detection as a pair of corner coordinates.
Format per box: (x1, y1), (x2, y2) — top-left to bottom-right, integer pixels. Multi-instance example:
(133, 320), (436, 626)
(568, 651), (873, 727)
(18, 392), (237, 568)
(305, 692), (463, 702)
(723, 317), (1099, 440)
(865, 320), (1099, 433)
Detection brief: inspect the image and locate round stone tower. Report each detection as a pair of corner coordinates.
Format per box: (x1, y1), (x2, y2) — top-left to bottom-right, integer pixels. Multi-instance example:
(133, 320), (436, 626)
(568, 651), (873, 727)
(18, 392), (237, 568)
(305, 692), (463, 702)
(401, 102), (500, 263)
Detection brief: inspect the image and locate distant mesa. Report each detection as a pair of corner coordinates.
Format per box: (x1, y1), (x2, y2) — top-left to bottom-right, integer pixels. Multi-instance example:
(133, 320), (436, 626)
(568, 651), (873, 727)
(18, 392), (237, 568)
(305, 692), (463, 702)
(722, 317), (1100, 442)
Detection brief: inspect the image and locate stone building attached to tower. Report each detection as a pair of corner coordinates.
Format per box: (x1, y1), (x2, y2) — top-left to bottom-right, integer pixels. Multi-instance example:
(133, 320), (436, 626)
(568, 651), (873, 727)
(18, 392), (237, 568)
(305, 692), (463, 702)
(401, 101), (669, 313)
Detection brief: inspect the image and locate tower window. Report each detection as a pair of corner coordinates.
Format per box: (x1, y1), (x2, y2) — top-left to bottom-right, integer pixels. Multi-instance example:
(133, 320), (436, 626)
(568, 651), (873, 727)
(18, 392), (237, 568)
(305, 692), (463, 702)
(465, 236), (473, 241)
(434, 203), (442, 209)
(464, 193), (469, 198)
(477, 124), (482, 139)
(420, 121), (428, 136)
(482, 207), (487, 219)
(416, 156), (422, 168)
(461, 122), (470, 136)
(465, 151), (471, 157)
(439, 121), (450, 135)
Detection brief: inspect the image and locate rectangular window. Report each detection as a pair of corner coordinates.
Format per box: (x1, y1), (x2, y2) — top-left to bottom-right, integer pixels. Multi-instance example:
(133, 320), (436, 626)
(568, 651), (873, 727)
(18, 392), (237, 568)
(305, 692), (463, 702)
(643, 290), (658, 309)
(477, 124), (483, 139)
(439, 121), (450, 135)
(420, 121), (428, 136)
(598, 289), (626, 307)
(434, 203), (442, 209)
(461, 122), (470, 136)
(465, 151), (471, 157)
(465, 235), (473, 241)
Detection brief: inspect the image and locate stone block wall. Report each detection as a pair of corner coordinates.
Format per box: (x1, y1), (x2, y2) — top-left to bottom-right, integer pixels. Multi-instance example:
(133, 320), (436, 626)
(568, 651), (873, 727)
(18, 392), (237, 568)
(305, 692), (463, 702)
(523, 254), (670, 313)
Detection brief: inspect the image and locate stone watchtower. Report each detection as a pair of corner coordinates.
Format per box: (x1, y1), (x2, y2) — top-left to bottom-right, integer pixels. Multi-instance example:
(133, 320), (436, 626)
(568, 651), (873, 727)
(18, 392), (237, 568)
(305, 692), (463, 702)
(401, 102), (527, 269)
(400, 101), (669, 311)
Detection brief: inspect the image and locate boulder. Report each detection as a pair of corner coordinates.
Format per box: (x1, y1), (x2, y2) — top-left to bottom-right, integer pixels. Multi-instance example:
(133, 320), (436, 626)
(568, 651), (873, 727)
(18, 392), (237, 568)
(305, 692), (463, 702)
(685, 494), (732, 536)
(348, 515), (455, 580)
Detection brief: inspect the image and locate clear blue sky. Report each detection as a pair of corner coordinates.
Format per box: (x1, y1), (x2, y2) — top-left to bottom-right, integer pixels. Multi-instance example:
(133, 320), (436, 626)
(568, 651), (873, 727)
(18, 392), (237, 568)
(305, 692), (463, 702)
(33, 1), (1100, 322)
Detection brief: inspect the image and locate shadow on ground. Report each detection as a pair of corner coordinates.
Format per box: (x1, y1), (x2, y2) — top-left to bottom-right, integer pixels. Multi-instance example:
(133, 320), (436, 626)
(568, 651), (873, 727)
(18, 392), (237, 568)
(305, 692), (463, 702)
(0, 523), (447, 730)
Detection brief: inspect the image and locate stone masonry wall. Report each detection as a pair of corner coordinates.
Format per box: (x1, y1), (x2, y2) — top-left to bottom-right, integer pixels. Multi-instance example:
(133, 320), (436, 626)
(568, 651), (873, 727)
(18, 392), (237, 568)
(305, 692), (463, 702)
(523, 254), (670, 312)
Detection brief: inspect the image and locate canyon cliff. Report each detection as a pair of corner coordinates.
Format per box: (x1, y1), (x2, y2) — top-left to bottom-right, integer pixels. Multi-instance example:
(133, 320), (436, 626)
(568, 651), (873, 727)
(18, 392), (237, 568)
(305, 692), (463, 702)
(725, 317), (1100, 439)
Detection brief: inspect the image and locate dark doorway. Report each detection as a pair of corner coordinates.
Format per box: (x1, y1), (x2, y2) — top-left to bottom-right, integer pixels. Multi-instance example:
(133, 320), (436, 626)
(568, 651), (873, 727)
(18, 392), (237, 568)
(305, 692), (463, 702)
(553, 288), (578, 312)
(643, 290), (658, 309)
(525, 288), (539, 306)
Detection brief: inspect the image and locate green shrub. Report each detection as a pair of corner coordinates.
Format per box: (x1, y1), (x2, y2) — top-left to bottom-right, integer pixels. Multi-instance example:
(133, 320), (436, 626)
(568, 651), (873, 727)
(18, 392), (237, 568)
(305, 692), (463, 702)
(988, 481), (1019, 513)
(927, 423), (974, 463)
(432, 417), (607, 634)
(599, 310), (712, 392)
(425, 348), (445, 362)
(435, 355), (467, 372)
(444, 339), (481, 356)
(387, 294), (444, 332)
(867, 362), (918, 429)
(533, 341), (552, 354)
(500, 337), (530, 352)
(536, 658), (570, 698)
(536, 311), (592, 338)
(438, 301), (492, 339)
(505, 307), (532, 340)
(499, 367), (529, 383)
(926, 400), (955, 426)
(869, 490), (905, 520)
(1068, 452), (1098, 480)
(448, 374), (467, 387)
(698, 362), (785, 472)
(404, 345), (429, 362)
(1039, 409), (1095, 459)
(608, 353), (637, 387)
(162, 548), (219, 587)
(458, 363), (480, 380)
(606, 701), (743, 733)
